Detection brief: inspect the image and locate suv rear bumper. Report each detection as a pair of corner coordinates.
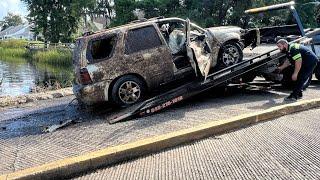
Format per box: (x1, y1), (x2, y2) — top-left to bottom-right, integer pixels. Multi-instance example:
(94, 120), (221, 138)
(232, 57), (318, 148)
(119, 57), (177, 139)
(73, 80), (111, 105)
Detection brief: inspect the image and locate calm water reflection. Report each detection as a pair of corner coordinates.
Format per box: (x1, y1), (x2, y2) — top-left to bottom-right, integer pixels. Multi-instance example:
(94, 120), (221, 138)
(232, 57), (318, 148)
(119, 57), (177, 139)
(0, 58), (73, 97)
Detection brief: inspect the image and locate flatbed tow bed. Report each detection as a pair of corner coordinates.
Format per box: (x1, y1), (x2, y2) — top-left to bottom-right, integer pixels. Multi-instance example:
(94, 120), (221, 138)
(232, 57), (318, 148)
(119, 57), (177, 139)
(108, 48), (285, 124)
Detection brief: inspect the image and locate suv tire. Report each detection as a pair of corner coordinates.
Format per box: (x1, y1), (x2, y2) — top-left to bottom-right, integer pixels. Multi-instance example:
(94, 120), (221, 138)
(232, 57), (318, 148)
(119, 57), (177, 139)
(217, 41), (243, 70)
(111, 75), (146, 107)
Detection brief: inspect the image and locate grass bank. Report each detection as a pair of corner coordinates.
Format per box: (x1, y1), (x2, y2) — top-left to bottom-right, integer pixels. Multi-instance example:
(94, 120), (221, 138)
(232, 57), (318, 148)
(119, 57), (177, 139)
(30, 49), (72, 66)
(0, 39), (72, 67)
(0, 39), (28, 59)
(0, 39), (28, 48)
(0, 47), (27, 58)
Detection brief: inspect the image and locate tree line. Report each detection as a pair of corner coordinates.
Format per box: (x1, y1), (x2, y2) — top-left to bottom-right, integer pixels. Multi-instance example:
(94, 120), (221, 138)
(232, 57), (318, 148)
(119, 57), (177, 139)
(0, 13), (23, 31)
(16, 0), (320, 43)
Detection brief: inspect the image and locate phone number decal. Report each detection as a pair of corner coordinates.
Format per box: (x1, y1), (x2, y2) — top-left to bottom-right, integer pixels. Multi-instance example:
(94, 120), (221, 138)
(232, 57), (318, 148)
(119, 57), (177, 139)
(139, 96), (184, 116)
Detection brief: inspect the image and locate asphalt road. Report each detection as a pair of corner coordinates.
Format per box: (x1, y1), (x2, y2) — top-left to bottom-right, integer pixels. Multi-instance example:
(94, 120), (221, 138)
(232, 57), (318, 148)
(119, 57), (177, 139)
(1, 78), (320, 175)
(75, 108), (320, 180)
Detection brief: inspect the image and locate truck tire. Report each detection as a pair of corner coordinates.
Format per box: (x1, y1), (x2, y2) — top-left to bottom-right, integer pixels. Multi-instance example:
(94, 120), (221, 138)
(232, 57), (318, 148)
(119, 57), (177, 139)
(111, 75), (146, 107)
(314, 63), (320, 80)
(241, 73), (256, 83)
(281, 67), (295, 88)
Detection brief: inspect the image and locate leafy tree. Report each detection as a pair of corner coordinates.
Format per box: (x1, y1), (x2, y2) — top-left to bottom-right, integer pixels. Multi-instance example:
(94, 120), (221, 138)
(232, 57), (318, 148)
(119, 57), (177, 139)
(295, 0), (320, 28)
(0, 13), (23, 30)
(246, 0), (320, 28)
(86, 0), (114, 28)
(111, 0), (136, 27)
(317, 4), (320, 26)
(22, 0), (95, 42)
(21, 0), (319, 42)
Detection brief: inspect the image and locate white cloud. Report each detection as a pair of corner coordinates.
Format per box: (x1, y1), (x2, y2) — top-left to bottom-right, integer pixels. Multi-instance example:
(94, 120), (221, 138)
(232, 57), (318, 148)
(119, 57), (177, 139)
(0, 0), (28, 21)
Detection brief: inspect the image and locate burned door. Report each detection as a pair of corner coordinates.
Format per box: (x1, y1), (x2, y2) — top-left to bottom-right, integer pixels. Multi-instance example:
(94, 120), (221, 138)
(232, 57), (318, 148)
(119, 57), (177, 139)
(124, 25), (174, 88)
(186, 19), (213, 79)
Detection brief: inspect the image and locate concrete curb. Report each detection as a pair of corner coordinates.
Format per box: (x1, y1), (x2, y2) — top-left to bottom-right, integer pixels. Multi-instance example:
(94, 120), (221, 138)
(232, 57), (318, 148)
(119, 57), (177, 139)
(0, 87), (74, 108)
(2, 98), (320, 180)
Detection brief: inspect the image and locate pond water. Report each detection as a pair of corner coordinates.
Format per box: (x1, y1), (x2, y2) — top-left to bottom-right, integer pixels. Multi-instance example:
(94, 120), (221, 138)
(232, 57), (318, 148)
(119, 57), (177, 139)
(0, 58), (73, 97)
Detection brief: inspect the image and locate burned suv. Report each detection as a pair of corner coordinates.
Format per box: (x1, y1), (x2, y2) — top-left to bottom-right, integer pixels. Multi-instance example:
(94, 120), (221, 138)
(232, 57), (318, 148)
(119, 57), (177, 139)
(73, 17), (244, 106)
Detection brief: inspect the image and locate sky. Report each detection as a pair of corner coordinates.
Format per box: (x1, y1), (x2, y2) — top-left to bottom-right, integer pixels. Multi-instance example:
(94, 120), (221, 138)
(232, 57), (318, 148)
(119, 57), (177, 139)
(0, 0), (28, 21)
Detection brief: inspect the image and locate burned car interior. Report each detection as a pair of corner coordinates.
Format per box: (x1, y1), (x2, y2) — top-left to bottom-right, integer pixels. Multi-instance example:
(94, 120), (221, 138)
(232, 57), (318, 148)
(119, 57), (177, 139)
(157, 20), (213, 74)
(87, 35), (117, 63)
(158, 21), (190, 70)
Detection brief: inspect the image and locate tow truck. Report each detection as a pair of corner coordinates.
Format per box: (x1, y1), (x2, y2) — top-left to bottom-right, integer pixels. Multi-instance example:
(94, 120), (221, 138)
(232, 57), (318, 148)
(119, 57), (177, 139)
(242, 1), (320, 84)
(107, 1), (320, 124)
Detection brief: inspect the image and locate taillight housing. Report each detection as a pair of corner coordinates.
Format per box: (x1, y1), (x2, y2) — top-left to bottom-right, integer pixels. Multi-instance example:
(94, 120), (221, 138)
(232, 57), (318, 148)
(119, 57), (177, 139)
(79, 68), (93, 85)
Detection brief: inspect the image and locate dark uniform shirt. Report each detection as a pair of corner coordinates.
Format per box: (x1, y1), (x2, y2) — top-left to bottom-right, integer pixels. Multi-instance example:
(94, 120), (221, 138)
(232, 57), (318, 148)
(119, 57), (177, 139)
(287, 43), (318, 66)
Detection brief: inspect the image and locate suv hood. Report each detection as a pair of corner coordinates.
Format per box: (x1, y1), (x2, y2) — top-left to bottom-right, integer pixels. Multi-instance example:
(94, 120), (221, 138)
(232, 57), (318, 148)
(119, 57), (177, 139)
(207, 26), (243, 33)
(206, 26), (243, 43)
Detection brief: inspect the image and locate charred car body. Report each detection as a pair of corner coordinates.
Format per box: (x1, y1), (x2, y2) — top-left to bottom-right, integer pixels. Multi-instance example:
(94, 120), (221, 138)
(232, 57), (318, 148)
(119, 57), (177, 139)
(73, 17), (245, 106)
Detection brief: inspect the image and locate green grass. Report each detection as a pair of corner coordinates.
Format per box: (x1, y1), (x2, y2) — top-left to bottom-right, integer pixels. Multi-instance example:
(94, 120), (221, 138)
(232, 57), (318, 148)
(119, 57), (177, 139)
(30, 49), (72, 66)
(0, 39), (28, 48)
(0, 47), (27, 58)
(0, 39), (72, 67)
(0, 40), (30, 59)
(0, 55), (28, 65)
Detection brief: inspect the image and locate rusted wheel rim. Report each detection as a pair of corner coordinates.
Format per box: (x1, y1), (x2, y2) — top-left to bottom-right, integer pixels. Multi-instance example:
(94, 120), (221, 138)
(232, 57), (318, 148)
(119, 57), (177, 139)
(222, 45), (240, 66)
(118, 81), (141, 104)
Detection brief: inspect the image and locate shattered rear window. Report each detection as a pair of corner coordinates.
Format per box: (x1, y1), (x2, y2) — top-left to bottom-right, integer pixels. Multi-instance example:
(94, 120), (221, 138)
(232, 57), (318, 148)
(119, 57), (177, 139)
(87, 35), (117, 63)
(125, 26), (162, 54)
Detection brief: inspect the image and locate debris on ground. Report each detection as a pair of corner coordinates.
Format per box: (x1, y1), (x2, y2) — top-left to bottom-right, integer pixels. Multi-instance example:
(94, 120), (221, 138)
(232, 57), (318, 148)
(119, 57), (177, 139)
(43, 119), (78, 133)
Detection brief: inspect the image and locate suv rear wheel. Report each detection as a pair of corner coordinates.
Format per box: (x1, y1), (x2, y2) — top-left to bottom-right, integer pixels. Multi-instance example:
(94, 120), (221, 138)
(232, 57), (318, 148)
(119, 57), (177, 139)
(111, 75), (146, 107)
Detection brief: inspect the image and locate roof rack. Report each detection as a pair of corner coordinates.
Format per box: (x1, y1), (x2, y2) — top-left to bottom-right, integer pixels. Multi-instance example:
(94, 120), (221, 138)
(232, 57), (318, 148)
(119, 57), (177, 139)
(82, 31), (94, 37)
(130, 18), (148, 24)
(81, 16), (166, 38)
(129, 16), (165, 24)
(148, 16), (164, 21)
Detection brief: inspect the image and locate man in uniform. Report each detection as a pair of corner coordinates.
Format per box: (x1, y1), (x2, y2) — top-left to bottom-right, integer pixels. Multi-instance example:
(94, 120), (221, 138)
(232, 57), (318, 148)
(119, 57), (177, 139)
(276, 39), (319, 101)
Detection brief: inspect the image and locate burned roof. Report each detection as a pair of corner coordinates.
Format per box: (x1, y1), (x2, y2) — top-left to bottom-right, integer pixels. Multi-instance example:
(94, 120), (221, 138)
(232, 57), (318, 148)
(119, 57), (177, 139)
(79, 17), (198, 40)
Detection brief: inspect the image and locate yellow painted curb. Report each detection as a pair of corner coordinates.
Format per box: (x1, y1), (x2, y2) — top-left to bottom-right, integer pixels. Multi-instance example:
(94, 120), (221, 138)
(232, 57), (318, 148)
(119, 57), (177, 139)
(1, 98), (320, 180)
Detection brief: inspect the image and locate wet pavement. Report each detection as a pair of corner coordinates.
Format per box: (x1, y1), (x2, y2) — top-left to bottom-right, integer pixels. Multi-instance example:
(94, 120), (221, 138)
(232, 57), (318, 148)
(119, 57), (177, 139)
(1, 78), (320, 175)
(75, 108), (320, 179)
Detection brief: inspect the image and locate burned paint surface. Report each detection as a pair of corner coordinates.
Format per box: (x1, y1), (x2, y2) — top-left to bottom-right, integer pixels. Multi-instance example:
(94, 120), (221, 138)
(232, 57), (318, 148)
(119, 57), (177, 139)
(72, 17), (244, 105)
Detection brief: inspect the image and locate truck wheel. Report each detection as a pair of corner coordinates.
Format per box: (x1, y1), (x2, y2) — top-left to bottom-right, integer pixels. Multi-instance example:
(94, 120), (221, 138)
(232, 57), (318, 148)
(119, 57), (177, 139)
(111, 75), (146, 107)
(315, 72), (320, 81)
(241, 73), (256, 83)
(281, 67), (295, 88)
(217, 41), (243, 69)
(314, 63), (320, 80)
